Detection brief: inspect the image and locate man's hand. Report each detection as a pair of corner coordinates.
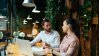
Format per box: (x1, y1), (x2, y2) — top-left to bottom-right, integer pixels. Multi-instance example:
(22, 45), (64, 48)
(42, 42), (50, 48)
(45, 42), (50, 47)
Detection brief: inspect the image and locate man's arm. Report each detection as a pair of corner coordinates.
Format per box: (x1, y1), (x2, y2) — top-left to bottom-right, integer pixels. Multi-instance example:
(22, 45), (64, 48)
(50, 32), (60, 48)
(42, 31), (60, 48)
(30, 32), (41, 46)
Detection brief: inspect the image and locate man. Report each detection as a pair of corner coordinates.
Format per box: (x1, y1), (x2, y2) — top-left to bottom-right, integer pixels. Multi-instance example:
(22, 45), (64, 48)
(30, 19), (60, 53)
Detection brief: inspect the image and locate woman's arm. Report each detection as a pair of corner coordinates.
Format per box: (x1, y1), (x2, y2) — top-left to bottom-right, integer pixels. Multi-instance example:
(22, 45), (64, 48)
(65, 41), (79, 56)
(53, 49), (60, 56)
(53, 49), (72, 56)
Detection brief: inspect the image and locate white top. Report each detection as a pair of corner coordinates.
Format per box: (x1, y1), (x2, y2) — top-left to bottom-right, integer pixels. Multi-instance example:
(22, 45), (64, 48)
(30, 30), (60, 48)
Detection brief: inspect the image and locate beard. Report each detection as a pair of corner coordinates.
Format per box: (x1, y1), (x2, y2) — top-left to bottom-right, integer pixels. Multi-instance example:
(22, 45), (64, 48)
(45, 29), (51, 32)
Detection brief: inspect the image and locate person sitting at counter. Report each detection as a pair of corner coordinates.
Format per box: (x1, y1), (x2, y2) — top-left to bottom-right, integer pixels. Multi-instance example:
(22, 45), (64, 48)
(32, 22), (39, 38)
(53, 18), (80, 56)
(30, 18), (60, 54)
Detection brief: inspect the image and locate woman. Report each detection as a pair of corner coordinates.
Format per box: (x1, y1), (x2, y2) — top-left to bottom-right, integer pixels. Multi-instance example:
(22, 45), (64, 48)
(53, 18), (80, 56)
(32, 23), (39, 38)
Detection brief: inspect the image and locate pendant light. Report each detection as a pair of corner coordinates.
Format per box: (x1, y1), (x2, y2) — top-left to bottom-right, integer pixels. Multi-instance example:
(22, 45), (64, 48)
(27, 15), (32, 20)
(32, 5), (40, 13)
(22, 0), (35, 7)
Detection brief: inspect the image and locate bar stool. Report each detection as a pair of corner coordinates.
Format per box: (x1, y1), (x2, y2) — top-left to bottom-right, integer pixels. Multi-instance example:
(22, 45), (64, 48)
(0, 42), (7, 56)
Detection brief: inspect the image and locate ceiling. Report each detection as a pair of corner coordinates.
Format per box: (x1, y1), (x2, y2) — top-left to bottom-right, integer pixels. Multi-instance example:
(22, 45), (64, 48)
(16, 0), (46, 20)
(0, 0), (65, 22)
(0, 0), (7, 16)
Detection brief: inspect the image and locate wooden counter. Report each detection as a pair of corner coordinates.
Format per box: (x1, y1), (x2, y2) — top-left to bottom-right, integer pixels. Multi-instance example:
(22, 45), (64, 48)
(6, 38), (33, 56)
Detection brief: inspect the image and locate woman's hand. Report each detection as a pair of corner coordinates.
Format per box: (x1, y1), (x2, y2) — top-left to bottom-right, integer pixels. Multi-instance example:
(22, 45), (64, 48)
(53, 49), (60, 56)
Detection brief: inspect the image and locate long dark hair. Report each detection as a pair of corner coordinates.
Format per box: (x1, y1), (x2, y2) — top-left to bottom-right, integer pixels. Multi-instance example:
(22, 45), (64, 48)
(65, 18), (80, 38)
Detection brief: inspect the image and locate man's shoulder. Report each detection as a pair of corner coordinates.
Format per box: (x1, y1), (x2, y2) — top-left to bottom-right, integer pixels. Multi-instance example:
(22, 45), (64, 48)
(53, 30), (58, 32)
(39, 30), (45, 34)
(52, 30), (59, 34)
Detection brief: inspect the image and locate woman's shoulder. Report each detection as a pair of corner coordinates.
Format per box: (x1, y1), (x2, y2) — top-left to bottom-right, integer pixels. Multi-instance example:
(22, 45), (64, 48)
(69, 35), (79, 43)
